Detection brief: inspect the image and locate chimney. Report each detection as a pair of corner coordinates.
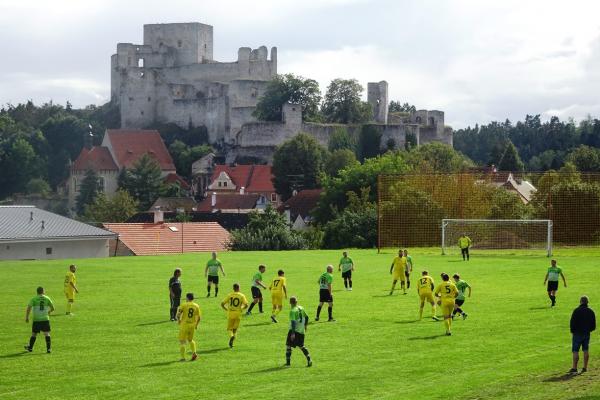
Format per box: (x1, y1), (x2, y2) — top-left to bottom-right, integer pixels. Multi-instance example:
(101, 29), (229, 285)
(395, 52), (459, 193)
(240, 186), (245, 195)
(30, 211), (34, 221)
(41, 220), (45, 230)
(211, 192), (217, 207)
(153, 207), (164, 224)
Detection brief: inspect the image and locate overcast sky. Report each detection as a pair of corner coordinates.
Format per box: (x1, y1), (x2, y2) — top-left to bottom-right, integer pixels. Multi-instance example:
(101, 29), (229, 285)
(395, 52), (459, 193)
(1, 0), (600, 128)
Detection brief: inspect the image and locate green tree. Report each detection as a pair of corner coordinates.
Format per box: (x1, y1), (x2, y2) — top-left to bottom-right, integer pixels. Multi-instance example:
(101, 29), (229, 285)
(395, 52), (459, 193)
(76, 169), (102, 215)
(325, 149), (359, 177)
(83, 190), (139, 223)
(406, 142), (473, 172)
(168, 140), (212, 178)
(321, 79), (372, 124)
(328, 127), (355, 152)
(119, 153), (163, 211)
(357, 125), (382, 161)
(272, 133), (327, 200)
(488, 189), (530, 219)
(388, 101), (416, 113)
(566, 145), (600, 172)
(26, 178), (51, 196)
(489, 140), (524, 171)
(253, 74), (322, 122)
(322, 188), (377, 248)
(0, 137), (39, 198)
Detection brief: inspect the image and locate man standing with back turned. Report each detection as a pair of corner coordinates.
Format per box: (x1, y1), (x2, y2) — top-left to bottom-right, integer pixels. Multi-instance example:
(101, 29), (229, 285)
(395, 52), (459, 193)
(25, 287), (55, 353)
(458, 234), (471, 261)
(569, 296), (596, 374)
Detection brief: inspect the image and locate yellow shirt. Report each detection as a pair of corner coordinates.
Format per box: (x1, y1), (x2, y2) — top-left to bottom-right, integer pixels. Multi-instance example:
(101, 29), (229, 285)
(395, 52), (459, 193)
(178, 301), (201, 324)
(435, 281), (458, 302)
(458, 236), (471, 249)
(417, 275), (434, 294)
(64, 271), (76, 290)
(269, 276), (287, 295)
(222, 292), (249, 316)
(392, 256), (407, 273)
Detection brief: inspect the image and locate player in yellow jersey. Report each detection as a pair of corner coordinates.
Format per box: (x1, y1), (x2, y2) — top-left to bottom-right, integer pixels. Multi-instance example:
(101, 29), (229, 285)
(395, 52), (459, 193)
(389, 250), (408, 295)
(417, 270), (437, 320)
(221, 283), (249, 348)
(269, 269), (287, 323)
(176, 293), (201, 361)
(434, 273), (458, 336)
(63, 264), (79, 315)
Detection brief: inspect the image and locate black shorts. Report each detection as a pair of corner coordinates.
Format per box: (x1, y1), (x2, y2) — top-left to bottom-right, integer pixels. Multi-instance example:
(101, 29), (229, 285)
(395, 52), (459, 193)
(572, 334), (590, 352)
(547, 281), (559, 292)
(207, 275), (219, 284)
(286, 330), (305, 348)
(32, 320), (50, 333)
(251, 286), (262, 299)
(341, 270), (352, 279)
(319, 288), (333, 303)
(455, 299), (465, 306)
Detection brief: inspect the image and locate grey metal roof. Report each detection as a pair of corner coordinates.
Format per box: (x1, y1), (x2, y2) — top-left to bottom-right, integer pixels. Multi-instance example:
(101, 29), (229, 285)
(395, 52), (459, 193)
(0, 206), (116, 242)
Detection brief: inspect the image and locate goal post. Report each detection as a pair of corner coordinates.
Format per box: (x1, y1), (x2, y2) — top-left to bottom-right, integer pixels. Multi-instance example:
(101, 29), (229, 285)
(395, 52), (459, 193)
(441, 219), (553, 257)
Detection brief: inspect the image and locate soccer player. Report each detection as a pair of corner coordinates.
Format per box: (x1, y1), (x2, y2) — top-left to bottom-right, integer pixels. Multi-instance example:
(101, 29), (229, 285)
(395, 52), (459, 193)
(543, 259), (567, 307)
(269, 269), (287, 323)
(452, 273), (471, 319)
(389, 249), (408, 295)
(176, 292), (201, 362)
(458, 234), (472, 261)
(286, 296), (312, 367)
(169, 268), (182, 321)
(24, 286), (54, 353)
(246, 265), (267, 316)
(417, 270), (437, 320)
(221, 283), (249, 348)
(205, 252), (226, 298)
(434, 273), (458, 336)
(316, 265), (335, 322)
(338, 251), (354, 291)
(64, 264), (79, 315)
(403, 249), (413, 289)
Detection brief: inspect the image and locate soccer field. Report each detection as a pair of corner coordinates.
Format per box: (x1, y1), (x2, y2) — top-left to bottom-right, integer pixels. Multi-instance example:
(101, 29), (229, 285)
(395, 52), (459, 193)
(1, 248), (599, 400)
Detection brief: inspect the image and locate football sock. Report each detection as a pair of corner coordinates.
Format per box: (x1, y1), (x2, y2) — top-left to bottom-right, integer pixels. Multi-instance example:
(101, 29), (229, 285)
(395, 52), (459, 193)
(258, 302), (263, 313)
(419, 308), (423, 319)
(344, 280), (348, 289)
(45, 336), (51, 351)
(180, 344), (186, 358)
(349, 280), (352, 289)
(328, 306), (333, 319)
(285, 348), (292, 364)
(248, 303), (256, 313)
(207, 286), (211, 295)
(66, 302), (72, 313)
(29, 336), (36, 349)
(301, 347), (311, 361)
(215, 287), (219, 296)
(190, 340), (197, 354)
(444, 319), (450, 332)
(316, 306), (322, 319)
(407, 280), (410, 289)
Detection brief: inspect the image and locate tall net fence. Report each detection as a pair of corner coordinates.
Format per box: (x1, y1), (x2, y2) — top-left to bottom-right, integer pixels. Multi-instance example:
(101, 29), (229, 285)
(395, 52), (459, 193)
(377, 172), (600, 251)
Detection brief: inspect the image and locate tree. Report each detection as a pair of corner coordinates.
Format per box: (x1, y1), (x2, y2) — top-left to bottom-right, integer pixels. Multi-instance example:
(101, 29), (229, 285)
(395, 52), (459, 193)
(76, 169), (102, 215)
(327, 127), (355, 152)
(168, 140), (212, 178)
(357, 125), (383, 161)
(325, 149), (358, 177)
(566, 145), (600, 172)
(321, 79), (372, 124)
(272, 133), (327, 200)
(119, 153), (163, 210)
(405, 142), (473, 172)
(83, 190), (139, 223)
(0, 136), (40, 198)
(388, 101), (416, 113)
(253, 74), (322, 122)
(488, 189), (530, 219)
(26, 178), (51, 196)
(489, 140), (524, 171)
(322, 188), (377, 248)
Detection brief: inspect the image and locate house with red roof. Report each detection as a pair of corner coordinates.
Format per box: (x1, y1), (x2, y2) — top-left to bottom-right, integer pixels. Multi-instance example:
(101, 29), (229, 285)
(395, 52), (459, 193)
(278, 189), (322, 230)
(206, 164), (280, 205)
(69, 129), (180, 211)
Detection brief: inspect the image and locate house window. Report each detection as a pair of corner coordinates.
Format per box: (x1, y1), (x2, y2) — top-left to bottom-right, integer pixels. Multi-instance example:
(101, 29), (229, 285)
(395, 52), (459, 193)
(147, 97), (152, 102)
(223, 181), (227, 187)
(46, 248), (52, 255)
(98, 177), (105, 192)
(270, 193), (277, 202)
(218, 182), (222, 187)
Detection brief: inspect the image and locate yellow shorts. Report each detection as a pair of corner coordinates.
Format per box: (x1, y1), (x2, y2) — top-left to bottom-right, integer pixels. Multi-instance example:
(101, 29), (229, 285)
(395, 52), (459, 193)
(227, 315), (241, 331)
(419, 292), (435, 303)
(392, 271), (406, 282)
(64, 290), (75, 301)
(178, 324), (195, 341)
(440, 301), (455, 316)
(271, 294), (284, 307)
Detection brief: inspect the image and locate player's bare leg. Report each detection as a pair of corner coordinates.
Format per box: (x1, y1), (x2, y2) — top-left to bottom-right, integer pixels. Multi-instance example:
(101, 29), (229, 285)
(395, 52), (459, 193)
(583, 351), (589, 372)
(419, 300), (424, 319)
(430, 300), (438, 320)
(179, 339), (187, 361)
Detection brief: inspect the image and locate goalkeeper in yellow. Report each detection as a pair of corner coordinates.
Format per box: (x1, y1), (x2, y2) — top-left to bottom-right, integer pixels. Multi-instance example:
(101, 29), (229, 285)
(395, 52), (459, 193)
(269, 269), (287, 323)
(389, 250), (408, 295)
(417, 270), (437, 320)
(434, 273), (458, 336)
(176, 292), (201, 361)
(64, 264), (79, 315)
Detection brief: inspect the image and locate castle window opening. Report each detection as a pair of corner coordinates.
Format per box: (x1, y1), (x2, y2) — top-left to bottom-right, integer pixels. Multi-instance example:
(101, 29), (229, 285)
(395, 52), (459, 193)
(270, 193), (277, 202)
(140, 72), (145, 78)
(138, 58), (144, 68)
(177, 40), (182, 48)
(141, 111), (144, 116)
(147, 97), (152, 102)
(416, 116), (422, 124)
(429, 117), (435, 126)
(128, 97), (134, 102)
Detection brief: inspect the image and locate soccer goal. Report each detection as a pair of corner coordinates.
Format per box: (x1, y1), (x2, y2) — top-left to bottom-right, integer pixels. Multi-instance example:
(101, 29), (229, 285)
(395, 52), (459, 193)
(441, 219), (553, 257)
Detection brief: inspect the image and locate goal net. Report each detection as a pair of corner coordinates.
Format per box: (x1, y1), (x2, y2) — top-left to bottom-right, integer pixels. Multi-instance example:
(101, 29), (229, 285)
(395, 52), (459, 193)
(441, 219), (552, 256)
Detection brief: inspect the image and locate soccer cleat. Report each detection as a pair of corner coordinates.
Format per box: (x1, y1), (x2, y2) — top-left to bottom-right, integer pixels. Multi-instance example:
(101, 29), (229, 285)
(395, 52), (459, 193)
(389, 291), (393, 296)
(581, 368), (587, 373)
(349, 288), (353, 291)
(307, 360), (313, 367)
(314, 317), (319, 322)
(462, 313), (468, 320)
(271, 315), (278, 323)
(206, 293), (210, 298)
(46, 349), (51, 354)
(191, 353), (198, 361)
(24, 346), (32, 352)
(568, 368), (578, 374)
(284, 363), (291, 367)
(180, 358), (186, 362)
(245, 311), (251, 316)
(432, 316), (440, 321)
(327, 318), (336, 322)
(446, 332), (452, 336)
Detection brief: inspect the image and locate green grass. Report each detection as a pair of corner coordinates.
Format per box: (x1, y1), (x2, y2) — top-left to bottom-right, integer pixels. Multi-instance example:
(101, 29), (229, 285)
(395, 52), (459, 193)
(1, 248), (599, 400)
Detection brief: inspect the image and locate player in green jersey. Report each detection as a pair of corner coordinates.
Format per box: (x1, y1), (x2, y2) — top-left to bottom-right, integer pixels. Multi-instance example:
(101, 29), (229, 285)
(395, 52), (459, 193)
(403, 249), (413, 289)
(452, 274), (471, 320)
(205, 252), (226, 298)
(338, 251), (354, 291)
(286, 296), (312, 367)
(246, 265), (267, 315)
(543, 259), (567, 307)
(24, 287), (55, 353)
(316, 265), (335, 322)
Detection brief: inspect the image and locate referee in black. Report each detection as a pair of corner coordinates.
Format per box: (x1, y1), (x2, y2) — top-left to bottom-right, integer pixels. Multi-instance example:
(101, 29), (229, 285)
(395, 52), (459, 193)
(169, 268), (182, 321)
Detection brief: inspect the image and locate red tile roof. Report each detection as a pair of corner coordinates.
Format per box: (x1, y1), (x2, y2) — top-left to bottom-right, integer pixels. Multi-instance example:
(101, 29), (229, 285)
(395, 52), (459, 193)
(278, 189), (322, 218)
(72, 146), (118, 171)
(197, 193), (260, 212)
(104, 222), (230, 255)
(106, 129), (175, 171)
(164, 173), (191, 190)
(210, 165), (274, 192)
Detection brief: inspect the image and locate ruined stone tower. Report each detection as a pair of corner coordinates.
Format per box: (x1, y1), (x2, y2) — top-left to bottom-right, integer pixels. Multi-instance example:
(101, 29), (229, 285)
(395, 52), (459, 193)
(367, 81), (389, 124)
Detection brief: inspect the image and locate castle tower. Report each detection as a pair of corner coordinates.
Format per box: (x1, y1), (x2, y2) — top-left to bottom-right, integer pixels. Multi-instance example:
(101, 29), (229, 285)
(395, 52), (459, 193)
(367, 81), (389, 124)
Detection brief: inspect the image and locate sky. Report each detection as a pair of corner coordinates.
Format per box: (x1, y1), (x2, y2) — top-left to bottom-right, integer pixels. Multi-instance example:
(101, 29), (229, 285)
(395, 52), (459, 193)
(1, 0), (600, 129)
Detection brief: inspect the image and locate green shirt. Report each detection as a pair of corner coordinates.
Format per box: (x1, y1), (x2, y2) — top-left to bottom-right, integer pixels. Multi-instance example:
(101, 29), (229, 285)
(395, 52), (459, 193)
(547, 266), (562, 282)
(406, 255), (413, 268)
(206, 259), (222, 276)
(28, 295), (54, 322)
(289, 305), (308, 334)
(319, 272), (333, 289)
(339, 257), (354, 273)
(252, 271), (263, 288)
(455, 280), (470, 301)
